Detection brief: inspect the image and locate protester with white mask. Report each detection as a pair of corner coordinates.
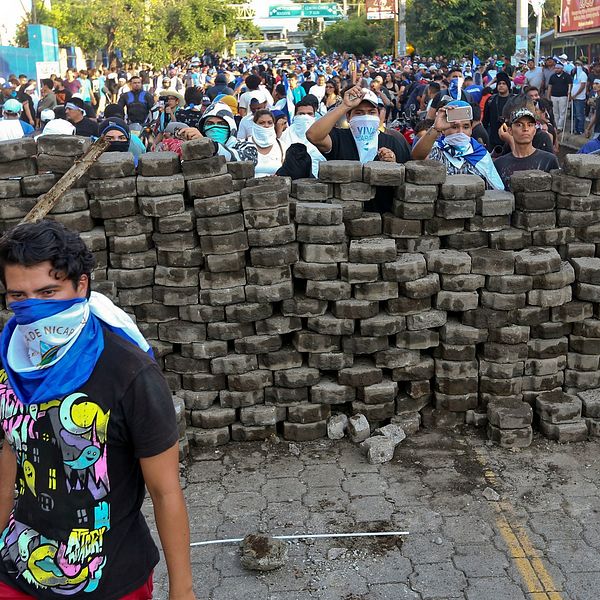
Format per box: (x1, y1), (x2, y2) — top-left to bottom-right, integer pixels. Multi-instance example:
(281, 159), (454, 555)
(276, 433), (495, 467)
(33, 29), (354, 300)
(251, 109), (289, 178)
(281, 100), (325, 178)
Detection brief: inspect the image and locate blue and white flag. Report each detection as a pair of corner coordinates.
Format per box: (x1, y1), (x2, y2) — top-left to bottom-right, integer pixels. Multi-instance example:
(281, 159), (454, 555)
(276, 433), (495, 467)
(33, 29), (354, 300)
(473, 53), (481, 68)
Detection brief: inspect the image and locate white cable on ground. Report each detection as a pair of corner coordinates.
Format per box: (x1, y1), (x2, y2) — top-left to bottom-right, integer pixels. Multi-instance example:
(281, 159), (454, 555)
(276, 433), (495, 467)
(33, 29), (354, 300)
(190, 531), (410, 547)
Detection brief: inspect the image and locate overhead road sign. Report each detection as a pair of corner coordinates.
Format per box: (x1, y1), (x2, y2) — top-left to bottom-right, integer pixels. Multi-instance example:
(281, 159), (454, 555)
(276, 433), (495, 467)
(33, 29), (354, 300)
(269, 3), (343, 19)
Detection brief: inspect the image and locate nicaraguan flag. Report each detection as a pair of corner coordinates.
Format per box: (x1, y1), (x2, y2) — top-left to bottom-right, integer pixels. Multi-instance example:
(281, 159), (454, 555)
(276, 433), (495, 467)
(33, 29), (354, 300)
(473, 53), (481, 67)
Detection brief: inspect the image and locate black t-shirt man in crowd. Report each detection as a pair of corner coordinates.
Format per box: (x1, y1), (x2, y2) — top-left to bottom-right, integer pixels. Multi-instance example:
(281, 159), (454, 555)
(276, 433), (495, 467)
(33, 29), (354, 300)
(0, 221), (196, 600)
(483, 72), (513, 150)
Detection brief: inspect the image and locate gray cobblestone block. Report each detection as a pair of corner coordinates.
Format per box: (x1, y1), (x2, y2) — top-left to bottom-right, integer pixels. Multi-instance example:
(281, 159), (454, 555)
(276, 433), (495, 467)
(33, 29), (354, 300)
(575, 281), (600, 302)
(564, 153), (600, 178)
(180, 371), (226, 392)
(362, 161), (405, 186)
(295, 202), (342, 227)
(238, 405), (286, 427)
(273, 367), (321, 389)
(282, 420), (327, 441)
(393, 200), (435, 220)
(481, 290), (527, 310)
(191, 406), (236, 429)
(509, 169), (551, 193)
(155, 209), (194, 234)
(572, 318), (600, 337)
(557, 209), (600, 227)
(565, 369), (600, 388)
(352, 401), (395, 422)
(514, 306), (551, 326)
(246, 175), (290, 190)
(220, 388), (263, 409)
(199, 231), (248, 255)
(439, 273), (485, 291)
(392, 357), (435, 382)
(86, 176), (137, 200)
(332, 299), (379, 319)
(528, 336), (569, 358)
(37, 153), (73, 174)
(540, 419), (588, 441)
(165, 354), (209, 375)
(0, 157), (36, 179)
(481, 342), (528, 363)
(342, 335), (389, 355)
(231, 422), (278, 441)
(532, 261), (575, 289)
(116, 287), (151, 306)
(528, 285), (572, 307)
(0, 197), (37, 220)
(396, 330), (439, 350)
(468, 215), (511, 232)
(559, 192), (600, 211)
(571, 256), (600, 284)
(211, 354), (258, 375)
(425, 249), (471, 274)
(153, 231), (198, 251)
(0, 137), (36, 162)
(138, 194), (185, 218)
(234, 334), (281, 355)
(435, 391), (478, 412)
(349, 237), (396, 263)
(158, 320), (206, 344)
(137, 151), (180, 176)
(436, 290), (478, 312)
(243, 206), (290, 229)
(196, 212), (244, 237)
(290, 178), (332, 200)
(488, 325), (530, 345)
(434, 342), (476, 361)
(338, 359), (383, 387)
(488, 400), (533, 428)
(227, 370), (273, 392)
(462, 306), (513, 329)
(488, 228), (531, 250)
(353, 281), (399, 301)
(579, 388), (600, 417)
(255, 315), (302, 335)
(20, 173), (57, 196)
(153, 265), (197, 287)
(241, 185), (288, 211)
(405, 159), (446, 184)
(487, 424), (532, 447)
(443, 231), (488, 251)
(305, 280), (350, 301)
(479, 359), (524, 379)
(187, 174), (233, 199)
(292, 261), (337, 281)
(382, 214), (422, 238)
(515, 247), (561, 275)
(192, 194), (241, 220)
(225, 302), (273, 323)
(293, 331), (340, 353)
(157, 248), (203, 268)
(334, 182), (375, 202)
(188, 426), (230, 447)
(153, 286), (198, 306)
(422, 217), (464, 237)
(307, 312), (354, 336)
(90, 197), (137, 219)
(436, 199), (476, 219)
(340, 262), (379, 284)
(110, 250), (156, 269)
(181, 155), (226, 180)
(0, 179), (22, 199)
(296, 223), (345, 245)
(37, 134), (89, 156)
(406, 309), (447, 330)
(281, 295), (327, 318)
(259, 348), (303, 371)
(439, 174), (485, 200)
(181, 389), (218, 411)
(264, 386), (308, 405)
(387, 296), (431, 315)
(514, 190), (556, 212)
(360, 314), (406, 337)
(206, 321), (254, 341)
(531, 321), (572, 338)
(300, 243), (347, 264)
(401, 273), (440, 298)
(381, 253), (426, 282)
(179, 138), (215, 161)
(318, 160), (363, 183)
(246, 265), (290, 285)
(477, 190), (515, 216)
(575, 222), (600, 242)
(513, 210), (556, 231)
(357, 380), (398, 404)
(251, 243), (299, 267)
(532, 227), (575, 246)
(246, 224), (295, 247)
(135, 303), (178, 323)
(480, 376), (523, 396)
(566, 242), (595, 258)
(525, 356), (566, 376)
(49, 189), (89, 214)
(308, 351), (353, 371)
(440, 320), (487, 345)
(203, 252), (244, 274)
(396, 183), (437, 203)
(345, 212), (382, 237)
(48, 210), (94, 232)
(552, 170), (592, 197)
(245, 281), (294, 303)
(79, 228), (107, 253)
(568, 352), (600, 371)
(104, 215), (152, 237)
(374, 348), (421, 370)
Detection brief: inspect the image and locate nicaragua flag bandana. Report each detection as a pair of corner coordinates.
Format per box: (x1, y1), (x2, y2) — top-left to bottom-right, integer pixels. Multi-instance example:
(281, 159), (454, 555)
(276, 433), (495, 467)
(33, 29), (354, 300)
(0, 292), (151, 405)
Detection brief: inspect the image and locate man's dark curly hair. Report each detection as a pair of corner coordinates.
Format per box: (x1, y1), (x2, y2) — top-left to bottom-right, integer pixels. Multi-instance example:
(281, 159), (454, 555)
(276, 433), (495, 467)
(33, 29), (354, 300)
(0, 220), (95, 292)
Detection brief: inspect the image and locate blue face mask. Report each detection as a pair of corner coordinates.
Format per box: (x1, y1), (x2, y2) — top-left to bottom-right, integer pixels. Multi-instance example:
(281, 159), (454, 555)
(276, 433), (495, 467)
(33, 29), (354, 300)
(204, 123), (230, 144)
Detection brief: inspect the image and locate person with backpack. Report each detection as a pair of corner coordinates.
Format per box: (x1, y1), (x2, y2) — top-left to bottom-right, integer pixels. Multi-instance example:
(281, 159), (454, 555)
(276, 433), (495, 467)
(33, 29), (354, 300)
(118, 76), (154, 125)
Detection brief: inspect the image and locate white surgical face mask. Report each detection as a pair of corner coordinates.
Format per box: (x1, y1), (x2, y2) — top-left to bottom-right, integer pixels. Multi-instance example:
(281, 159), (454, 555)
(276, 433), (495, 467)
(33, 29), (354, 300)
(290, 114), (314, 138)
(444, 132), (471, 148)
(252, 123), (277, 148)
(349, 114), (380, 163)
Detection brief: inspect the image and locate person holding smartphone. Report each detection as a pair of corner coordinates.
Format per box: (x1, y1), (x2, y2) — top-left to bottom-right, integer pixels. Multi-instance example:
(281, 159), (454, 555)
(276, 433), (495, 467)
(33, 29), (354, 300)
(412, 99), (504, 190)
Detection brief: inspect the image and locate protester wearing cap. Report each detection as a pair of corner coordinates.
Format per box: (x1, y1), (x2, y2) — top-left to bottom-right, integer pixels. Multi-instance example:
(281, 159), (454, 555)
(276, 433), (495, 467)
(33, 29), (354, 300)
(585, 79), (600, 139)
(546, 60), (572, 133)
(65, 97), (98, 137)
(307, 85), (411, 212)
(482, 72), (514, 150)
(493, 106), (559, 191)
(153, 90), (183, 139)
(0, 99), (34, 141)
(571, 59), (588, 135)
(412, 99), (503, 190)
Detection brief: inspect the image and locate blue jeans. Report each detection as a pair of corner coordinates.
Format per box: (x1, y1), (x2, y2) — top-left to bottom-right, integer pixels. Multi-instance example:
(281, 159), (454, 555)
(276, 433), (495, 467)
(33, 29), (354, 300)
(573, 99), (586, 134)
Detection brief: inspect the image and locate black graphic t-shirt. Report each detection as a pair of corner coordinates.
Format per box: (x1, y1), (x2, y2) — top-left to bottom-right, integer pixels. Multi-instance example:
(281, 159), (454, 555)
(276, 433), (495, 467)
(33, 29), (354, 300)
(493, 149), (559, 191)
(0, 331), (178, 600)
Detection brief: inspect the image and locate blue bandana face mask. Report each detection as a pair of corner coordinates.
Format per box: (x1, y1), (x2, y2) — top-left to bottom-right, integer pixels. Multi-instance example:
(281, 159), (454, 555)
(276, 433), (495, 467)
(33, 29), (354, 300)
(204, 123), (230, 144)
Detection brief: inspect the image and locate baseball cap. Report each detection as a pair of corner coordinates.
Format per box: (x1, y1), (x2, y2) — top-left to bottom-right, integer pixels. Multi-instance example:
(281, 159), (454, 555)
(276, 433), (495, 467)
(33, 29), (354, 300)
(201, 95), (212, 105)
(164, 121), (188, 135)
(355, 88), (379, 107)
(40, 108), (56, 122)
(3, 99), (22, 113)
(1, 82), (13, 90)
(509, 107), (536, 125)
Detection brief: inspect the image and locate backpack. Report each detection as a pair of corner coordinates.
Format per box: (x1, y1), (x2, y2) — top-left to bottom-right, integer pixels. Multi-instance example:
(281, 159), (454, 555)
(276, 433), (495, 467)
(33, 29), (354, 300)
(125, 91), (150, 121)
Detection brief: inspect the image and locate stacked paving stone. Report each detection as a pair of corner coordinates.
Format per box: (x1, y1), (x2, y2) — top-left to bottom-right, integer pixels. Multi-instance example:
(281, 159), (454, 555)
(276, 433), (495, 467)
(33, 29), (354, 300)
(6, 141), (600, 450)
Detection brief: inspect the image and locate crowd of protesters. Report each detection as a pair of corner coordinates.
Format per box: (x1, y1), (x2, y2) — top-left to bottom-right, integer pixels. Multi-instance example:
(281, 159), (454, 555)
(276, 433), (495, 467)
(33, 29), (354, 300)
(2, 49), (600, 194)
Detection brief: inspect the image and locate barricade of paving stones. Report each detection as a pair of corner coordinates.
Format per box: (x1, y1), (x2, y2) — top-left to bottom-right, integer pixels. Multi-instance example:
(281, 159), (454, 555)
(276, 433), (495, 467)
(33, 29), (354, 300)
(1, 136), (600, 454)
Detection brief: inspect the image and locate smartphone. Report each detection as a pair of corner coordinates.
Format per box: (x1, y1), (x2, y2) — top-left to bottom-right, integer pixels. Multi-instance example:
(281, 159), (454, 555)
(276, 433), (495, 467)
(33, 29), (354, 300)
(158, 100), (165, 108)
(446, 105), (473, 122)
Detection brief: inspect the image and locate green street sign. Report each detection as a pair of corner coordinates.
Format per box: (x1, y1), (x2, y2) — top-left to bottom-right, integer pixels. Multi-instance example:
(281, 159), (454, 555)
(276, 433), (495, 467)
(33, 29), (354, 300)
(269, 5), (303, 17)
(269, 3), (342, 18)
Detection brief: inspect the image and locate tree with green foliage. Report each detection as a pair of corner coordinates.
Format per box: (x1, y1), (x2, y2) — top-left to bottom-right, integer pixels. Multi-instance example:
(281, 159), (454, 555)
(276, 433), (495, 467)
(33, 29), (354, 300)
(319, 17), (394, 56)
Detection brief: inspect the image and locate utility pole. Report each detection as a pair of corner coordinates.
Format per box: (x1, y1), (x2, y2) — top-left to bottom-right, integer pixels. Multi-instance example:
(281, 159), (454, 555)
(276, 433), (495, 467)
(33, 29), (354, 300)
(515, 0), (528, 64)
(398, 0), (406, 57)
(31, 0), (38, 24)
(530, 0), (546, 66)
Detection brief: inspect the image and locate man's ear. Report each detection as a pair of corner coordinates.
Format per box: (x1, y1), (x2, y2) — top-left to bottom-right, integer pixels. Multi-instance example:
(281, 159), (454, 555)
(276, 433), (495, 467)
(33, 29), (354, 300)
(78, 274), (89, 298)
